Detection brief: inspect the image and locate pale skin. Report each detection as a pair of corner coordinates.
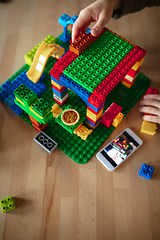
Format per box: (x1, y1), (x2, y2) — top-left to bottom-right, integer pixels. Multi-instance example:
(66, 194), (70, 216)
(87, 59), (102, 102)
(72, 0), (160, 124)
(139, 94), (160, 124)
(72, 0), (122, 42)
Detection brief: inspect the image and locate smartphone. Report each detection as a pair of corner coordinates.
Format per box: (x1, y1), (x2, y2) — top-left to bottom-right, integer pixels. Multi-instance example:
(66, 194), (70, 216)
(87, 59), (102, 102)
(96, 128), (143, 171)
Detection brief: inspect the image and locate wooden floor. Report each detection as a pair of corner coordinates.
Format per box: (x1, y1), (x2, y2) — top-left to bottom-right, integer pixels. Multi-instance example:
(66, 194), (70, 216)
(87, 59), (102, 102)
(0, 0), (160, 239)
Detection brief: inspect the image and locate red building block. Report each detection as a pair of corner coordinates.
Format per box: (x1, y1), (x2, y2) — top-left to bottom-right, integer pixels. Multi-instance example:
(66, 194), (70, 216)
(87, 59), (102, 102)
(101, 103), (123, 128)
(51, 84), (66, 93)
(146, 87), (159, 95)
(54, 50), (78, 72)
(50, 68), (62, 81)
(88, 94), (104, 108)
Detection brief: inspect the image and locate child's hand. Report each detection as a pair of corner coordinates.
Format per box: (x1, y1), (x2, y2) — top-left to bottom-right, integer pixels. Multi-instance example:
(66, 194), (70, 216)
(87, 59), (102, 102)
(139, 94), (160, 124)
(72, 0), (122, 42)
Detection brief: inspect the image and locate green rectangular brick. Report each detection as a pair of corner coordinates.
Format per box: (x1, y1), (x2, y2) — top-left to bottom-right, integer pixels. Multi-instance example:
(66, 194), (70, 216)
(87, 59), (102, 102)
(64, 30), (134, 92)
(0, 196), (16, 213)
(32, 98), (51, 117)
(13, 84), (37, 106)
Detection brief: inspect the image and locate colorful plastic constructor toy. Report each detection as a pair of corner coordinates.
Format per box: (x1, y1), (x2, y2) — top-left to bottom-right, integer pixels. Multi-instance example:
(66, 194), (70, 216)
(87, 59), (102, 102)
(139, 163), (154, 179)
(0, 196), (16, 213)
(0, 14), (151, 164)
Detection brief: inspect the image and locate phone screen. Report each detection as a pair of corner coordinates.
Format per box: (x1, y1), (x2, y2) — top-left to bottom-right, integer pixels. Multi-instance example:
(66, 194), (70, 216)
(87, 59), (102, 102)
(100, 131), (140, 167)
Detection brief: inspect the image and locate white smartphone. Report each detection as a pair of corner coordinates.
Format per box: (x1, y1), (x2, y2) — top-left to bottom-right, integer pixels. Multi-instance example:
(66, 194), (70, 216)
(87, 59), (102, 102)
(96, 128), (143, 171)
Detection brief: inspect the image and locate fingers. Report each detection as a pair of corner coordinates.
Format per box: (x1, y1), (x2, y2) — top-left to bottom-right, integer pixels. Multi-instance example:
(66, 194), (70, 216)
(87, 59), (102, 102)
(140, 95), (160, 110)
(72, 0), (114, 42)
(139, 105), (160, 116)
(142, 114), (160, 124)
(139, 94), (160, 124)
(72, 9), (94, 42)
(143, 94), (160, 101)
(91, 9), (112, 36)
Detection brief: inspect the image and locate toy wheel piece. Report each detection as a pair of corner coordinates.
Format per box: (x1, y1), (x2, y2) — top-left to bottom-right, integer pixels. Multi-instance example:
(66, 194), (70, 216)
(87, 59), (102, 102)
(61, 109), (80, 126)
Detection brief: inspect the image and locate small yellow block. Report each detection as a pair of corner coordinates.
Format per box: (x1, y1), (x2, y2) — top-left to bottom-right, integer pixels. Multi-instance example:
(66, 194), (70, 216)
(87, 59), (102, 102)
(86, 108), (103, 121)
(51, 103), (63, 118)
(112, 112), (124, 128)
(121, 81), (132, 89)
(76, 125), (92, 140)
(141, 120), (157, 135)
(51, 80), (64, 89)
(132, 57), (144, 71)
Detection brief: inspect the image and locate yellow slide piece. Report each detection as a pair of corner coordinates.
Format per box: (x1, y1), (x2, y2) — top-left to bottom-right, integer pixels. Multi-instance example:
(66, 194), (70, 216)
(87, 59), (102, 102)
(26, 42), (64, 83)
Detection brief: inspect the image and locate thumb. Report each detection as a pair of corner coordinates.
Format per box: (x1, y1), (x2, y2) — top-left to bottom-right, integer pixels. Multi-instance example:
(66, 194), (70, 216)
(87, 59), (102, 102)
(91, 11), (112, 36)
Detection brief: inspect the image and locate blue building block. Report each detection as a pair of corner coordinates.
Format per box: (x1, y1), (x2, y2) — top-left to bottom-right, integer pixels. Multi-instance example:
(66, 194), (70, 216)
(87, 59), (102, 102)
(86, 116), (101, 128)
(139, 163), (154, 179)
(59, 74), (92, 105)
(52, 87), (68, 97)
(69, 15), (78, 25)
(4, 95), (15, 107)
(86, 27), (91, 34)
(11, 103), (24, 115)
(58, 14), (71, 27)
(0, 90), (8, 101)
(12, 71), (47, 97)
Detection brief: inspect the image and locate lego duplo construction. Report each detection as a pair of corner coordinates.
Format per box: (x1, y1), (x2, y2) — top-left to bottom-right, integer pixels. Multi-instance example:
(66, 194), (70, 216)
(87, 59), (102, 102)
(0, 14), (150, 164)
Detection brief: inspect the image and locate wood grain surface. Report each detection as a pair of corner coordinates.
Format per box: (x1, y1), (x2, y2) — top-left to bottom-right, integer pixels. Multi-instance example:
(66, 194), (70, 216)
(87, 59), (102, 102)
(0, 0), (160, 240)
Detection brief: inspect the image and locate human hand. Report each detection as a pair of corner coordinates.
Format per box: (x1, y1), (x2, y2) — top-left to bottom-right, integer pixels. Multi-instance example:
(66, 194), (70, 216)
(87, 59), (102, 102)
(72, 0), (122, 42)
(139, 94), (160, 124)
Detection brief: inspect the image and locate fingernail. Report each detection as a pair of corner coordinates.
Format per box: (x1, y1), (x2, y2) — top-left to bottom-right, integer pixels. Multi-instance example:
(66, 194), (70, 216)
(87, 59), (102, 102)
(91, 27), (99, 36)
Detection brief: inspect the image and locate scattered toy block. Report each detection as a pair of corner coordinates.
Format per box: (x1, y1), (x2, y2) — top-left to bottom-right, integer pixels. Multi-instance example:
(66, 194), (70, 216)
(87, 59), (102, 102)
(0, 196), (16, 213)
(34, 131), (58, 154)
(139, 163), (154, 179)
(141, 120), (157, 135)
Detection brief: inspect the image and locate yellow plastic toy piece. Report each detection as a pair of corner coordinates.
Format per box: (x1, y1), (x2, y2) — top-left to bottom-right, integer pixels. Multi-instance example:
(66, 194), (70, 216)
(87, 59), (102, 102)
(132, 57), (144, 71)
(112, 112), (124, 128)
(121, 80), (135, 89)
(49, 43), (64, 59)
(141, 120), (157, 135)
(76, 125), (92, 140)
(51, 80), (64, 89)
(51, 103), (63, 118)
(86, 108), (103, 122)
(26, 42), (64, 83)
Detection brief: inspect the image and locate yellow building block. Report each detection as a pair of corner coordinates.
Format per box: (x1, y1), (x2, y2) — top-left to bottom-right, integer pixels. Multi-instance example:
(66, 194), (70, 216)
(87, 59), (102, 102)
(112, 112), (124, 128)
(141, 120), (157, 135)
(86, 108), (103, 122)
(132, 57), (144, 71)
(76, 125), (92, 140)
(51, 80), (64, 89)
(51, 103), (63, 118)
(121, 80), (132, 89)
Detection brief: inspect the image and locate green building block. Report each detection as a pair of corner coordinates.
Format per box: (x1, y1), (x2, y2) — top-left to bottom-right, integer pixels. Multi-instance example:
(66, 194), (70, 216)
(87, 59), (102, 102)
(15, 96), (53, 125)
(13, 84), (37, 106)
(24, 35), (57, 66)
(0, 196), (16, 213)
(32, 98), (51, 118)
(55, 104), (86, 134)
(64, 30), (134, 92)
